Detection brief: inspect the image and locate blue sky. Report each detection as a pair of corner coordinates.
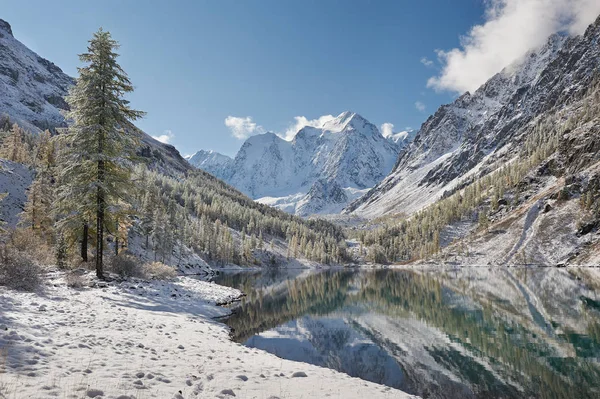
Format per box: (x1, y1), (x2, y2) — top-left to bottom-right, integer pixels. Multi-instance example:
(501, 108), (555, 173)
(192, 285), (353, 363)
(6, 0), (594, 158)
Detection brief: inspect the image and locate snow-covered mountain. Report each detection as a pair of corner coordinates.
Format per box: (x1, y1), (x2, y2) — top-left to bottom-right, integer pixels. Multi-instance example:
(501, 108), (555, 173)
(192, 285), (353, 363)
(185, 149), (232, 179)
(0, 19), (73, 132)
(347, 16), (600, 218)
(193, 112), (404, 216)
(383, 128), (416, 146)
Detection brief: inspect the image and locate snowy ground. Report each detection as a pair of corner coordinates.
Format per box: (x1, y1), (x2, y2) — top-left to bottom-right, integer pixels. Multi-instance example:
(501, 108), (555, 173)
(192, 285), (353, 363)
(0, 271), (417, 399)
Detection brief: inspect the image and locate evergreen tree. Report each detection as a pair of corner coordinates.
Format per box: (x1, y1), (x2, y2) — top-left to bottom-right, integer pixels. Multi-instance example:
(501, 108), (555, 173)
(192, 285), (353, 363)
(140, 190), (154, 249)
(56, 234), (68, 269)
(151, 204), (173, 262)
(55, 29), (144, 278)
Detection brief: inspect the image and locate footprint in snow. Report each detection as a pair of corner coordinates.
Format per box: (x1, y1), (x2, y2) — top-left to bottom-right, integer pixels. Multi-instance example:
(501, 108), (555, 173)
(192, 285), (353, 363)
(132, 379), (145, 388)
(86, 388), (104, 397)
(219, 389), (236, 397)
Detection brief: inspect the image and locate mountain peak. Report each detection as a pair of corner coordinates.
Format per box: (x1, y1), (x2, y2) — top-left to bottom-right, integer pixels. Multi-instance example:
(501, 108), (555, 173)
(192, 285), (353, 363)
(336, 111), (366, 125)
(322, 111), (372, 134)
(245, 131), (281, 145)
(0, 19), (13, 37)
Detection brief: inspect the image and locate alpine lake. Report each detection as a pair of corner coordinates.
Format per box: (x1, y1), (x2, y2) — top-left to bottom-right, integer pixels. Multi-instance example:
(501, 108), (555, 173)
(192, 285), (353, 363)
(211, 266), (600, 399)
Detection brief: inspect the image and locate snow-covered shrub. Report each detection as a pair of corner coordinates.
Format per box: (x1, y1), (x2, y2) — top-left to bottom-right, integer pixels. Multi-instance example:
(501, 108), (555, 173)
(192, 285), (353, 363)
(108, 253), (142, 277)
(142, 261), (177, 280)
(65, 271), (87, 288)
(0, 245), (41, 291)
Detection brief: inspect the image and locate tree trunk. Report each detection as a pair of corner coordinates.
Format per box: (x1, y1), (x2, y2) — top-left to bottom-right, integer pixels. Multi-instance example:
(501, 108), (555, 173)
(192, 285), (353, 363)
(96, 125), (105, 278)
(81, 222), (88, 262)
(96, 183), (104, 278)
(115, 219), (119, 256)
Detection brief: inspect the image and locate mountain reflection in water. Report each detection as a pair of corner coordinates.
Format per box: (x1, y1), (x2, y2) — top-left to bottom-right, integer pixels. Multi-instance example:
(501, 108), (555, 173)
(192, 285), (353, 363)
(212, 267), (600, 399)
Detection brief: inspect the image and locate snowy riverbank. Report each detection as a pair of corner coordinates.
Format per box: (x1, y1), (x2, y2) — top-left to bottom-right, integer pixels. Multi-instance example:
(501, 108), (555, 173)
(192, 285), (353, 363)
(0, 271), (417, 399)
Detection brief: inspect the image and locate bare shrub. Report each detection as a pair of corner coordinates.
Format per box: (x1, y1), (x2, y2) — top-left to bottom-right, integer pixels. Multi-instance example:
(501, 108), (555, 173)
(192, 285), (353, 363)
(142, 261), (177, 280)
(108, 253), (142, 277)
(0, 245), (41, 291)
(7, 228), (54, 266)
(65, 271), (87, 288)
(77, 260), (96, 271)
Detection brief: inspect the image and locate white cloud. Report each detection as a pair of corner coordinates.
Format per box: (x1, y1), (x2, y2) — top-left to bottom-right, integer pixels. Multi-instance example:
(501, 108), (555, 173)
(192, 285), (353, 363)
(427, 0), (600, 94)
(280, 115), (335, 140)
(224, 116), (265, 140)
(415, 101), (426, 112)
(380, 122), (395, 138)
(420, 57), (434, 67)
(152, 130), (174, 144)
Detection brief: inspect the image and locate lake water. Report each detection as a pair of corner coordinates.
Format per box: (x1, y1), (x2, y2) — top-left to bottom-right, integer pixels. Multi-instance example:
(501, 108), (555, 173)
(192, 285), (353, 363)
(212, 267), (600, 399)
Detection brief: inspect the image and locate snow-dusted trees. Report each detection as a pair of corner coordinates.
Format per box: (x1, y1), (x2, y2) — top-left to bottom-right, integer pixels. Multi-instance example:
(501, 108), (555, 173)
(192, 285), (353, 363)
(129, 165), (347, 267)
(20, 130), (57, 236)
(20, 173), (54, 234)
(151, 203), (173, 262)
(140, 190), (155, 249)
(55, 29), (144, 278)
(33, 130), (55, 171)
(355, 113), (567, 263)
(0, 123), (29, 163)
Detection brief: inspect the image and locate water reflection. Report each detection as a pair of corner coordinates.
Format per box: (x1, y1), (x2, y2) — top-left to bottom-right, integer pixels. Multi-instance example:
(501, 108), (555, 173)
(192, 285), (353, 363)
(213, 268), (600, 399)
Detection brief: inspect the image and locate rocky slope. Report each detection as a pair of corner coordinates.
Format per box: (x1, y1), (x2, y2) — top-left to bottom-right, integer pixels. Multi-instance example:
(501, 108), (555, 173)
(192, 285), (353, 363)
(0, 19), (73, 132)
(198, 112), (404, 216)
(347, 16), (600, 218)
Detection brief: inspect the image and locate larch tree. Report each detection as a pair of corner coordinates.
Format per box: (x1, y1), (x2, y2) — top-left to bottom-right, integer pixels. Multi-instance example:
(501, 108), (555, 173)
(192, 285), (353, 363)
(34, 130), (56, 171)
(55, 28), (144, 278)
(1, 123), (29, 163)
(20, 173), (54, 234)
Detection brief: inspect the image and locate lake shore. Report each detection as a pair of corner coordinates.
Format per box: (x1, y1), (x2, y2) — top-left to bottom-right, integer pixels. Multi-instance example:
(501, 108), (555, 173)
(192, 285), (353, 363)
(0, 270), (417, 399)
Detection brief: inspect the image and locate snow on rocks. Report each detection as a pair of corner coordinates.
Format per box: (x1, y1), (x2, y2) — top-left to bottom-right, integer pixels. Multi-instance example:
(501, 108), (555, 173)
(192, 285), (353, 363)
(0, 271), (417, 399)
